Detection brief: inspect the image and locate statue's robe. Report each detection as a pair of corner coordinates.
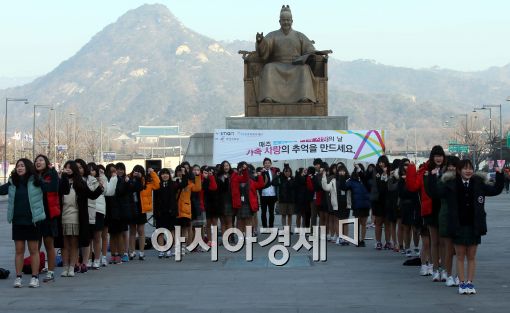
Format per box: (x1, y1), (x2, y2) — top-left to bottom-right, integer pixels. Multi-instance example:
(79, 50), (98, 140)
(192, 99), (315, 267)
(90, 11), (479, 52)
(255, 29), (318, 103)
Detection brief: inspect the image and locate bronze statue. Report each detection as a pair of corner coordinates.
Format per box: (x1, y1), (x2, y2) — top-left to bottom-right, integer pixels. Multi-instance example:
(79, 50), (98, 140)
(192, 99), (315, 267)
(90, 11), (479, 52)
(238, 5), (331, 116)
(255, 5), (321, 104)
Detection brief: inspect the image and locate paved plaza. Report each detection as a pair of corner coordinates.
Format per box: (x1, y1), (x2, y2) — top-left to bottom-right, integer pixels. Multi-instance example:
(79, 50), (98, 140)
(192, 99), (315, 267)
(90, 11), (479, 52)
(0, 193), (509, 313)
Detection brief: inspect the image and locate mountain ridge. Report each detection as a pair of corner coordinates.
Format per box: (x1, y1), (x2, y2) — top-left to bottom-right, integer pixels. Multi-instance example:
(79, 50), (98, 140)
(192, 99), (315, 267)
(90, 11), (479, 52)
(1, 3), (509, 151)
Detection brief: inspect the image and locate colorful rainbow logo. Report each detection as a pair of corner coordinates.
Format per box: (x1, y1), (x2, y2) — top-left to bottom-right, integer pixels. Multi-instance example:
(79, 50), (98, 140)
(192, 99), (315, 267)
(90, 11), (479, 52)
(336, 130), (386, 160)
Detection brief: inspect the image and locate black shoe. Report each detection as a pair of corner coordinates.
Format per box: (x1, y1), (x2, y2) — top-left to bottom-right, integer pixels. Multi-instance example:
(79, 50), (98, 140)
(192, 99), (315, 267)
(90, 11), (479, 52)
(358, 240), (366, 247)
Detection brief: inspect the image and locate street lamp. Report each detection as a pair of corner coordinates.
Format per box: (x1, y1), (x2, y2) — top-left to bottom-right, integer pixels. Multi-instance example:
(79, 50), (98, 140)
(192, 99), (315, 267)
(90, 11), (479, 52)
(4, 98), (29, 182)
(481, 104), (502, 160)
(473, 107), (493, 157)
(107, 124), (118, 152)
(69, 113), (77, 159)
(51, 108), (58, 164)
(473, 107), (492, 138)
(32, 104), (53, 159)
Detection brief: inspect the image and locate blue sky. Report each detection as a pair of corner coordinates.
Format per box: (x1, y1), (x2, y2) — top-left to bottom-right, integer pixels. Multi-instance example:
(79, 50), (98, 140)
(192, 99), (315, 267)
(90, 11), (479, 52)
(1, 0), (509, 77)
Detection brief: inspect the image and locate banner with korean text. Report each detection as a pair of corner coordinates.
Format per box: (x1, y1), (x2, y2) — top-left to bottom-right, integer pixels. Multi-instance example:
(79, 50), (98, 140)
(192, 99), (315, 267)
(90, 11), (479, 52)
(213, 129), (385, 164)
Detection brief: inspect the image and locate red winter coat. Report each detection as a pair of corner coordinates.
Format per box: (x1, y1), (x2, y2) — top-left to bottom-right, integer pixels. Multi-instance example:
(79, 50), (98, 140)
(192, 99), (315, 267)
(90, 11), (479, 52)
(306, 174), (324, 206)
(40, 168), (61, 219)
(232, 169), (266, 212)
(405, 162), (432, 217)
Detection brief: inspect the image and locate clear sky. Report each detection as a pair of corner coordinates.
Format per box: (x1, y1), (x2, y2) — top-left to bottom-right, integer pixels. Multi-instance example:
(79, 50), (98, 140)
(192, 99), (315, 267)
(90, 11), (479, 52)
(1, 0), (509, 77)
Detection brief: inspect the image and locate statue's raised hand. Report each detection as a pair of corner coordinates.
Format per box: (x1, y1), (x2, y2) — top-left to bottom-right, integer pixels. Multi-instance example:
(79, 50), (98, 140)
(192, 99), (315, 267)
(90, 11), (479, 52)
(256, 32), (264, 43)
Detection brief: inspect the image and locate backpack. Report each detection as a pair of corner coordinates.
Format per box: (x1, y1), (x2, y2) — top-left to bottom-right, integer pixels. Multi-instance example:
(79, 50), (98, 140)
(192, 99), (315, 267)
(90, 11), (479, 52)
(0, 268), (10, 279)
(22, 251), (46, 274)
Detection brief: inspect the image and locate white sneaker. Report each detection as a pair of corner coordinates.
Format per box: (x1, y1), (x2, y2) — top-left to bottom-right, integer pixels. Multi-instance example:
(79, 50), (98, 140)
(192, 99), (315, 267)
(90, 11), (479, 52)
(86, 259), (92, 268)
(427, 264), (434, 276)
(181, 246), (187, 255)
(413, 248), (420, 257)
(101, 256), (108, 267)
(13, 277), (22, 288)
(166, 250), (174, 258)
(445, 276), (456, 287)
(326, 234), (332, 241)
(92, 260), (100, 269)
(29, 277), (40, 288)
(432, 270), (441, 282)
(43, 271), (55, 283)
(331, 235), (337, 242)
(458, 282), (468, 295)
(61, 267), (69, 277)
(67, 268), (75, 277)
(466, 281), (476, 294)
(440, 270), (448, 282)
(420, 265), (429, 276)
(335, 237), (341, 245)
(454, 276), (460, 286)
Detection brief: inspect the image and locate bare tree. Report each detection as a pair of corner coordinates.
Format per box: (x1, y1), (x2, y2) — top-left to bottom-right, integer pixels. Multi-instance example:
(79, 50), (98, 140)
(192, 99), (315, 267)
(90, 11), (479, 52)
(455, 115), (491, 170)
(83, 129), (100, 162)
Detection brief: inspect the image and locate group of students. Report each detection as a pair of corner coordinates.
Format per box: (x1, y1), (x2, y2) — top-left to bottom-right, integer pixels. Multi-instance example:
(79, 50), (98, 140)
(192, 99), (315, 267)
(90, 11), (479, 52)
(1, 156), (163, 288)
(1, 148), (504, 295)
(368, 145), (504, 295)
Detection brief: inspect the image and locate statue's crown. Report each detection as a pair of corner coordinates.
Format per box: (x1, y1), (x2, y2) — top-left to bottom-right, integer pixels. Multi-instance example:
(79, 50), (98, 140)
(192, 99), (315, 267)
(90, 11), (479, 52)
(280, 5), (291, 15)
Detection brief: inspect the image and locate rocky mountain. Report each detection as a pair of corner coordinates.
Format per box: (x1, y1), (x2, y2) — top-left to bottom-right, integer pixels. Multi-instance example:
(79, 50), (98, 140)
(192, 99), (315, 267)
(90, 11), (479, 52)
(1, 3), (509, 151)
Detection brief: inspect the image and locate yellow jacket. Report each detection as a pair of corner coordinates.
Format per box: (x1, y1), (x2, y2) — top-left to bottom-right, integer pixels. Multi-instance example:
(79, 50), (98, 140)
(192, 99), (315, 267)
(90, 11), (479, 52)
(177, 175), (202, 219)
(141, 171), (161, 213)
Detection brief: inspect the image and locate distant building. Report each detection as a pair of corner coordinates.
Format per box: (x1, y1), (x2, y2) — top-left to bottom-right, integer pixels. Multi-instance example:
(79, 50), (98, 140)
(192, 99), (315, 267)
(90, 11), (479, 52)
(132, 126), (190, 159)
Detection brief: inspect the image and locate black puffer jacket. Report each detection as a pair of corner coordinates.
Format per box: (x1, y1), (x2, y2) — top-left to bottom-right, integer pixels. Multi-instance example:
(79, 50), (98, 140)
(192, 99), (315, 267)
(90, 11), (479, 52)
(428, 171), (503, 237)
(273, 175), (295, 204)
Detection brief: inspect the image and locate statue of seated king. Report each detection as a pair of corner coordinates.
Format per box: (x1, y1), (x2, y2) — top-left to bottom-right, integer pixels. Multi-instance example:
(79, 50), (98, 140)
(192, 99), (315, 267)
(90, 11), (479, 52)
(239, 5), (331, 117)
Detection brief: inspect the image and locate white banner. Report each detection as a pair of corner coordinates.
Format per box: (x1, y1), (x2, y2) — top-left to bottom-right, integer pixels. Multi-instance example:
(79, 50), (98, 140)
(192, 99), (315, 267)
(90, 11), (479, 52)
(213, 129), (385, 164)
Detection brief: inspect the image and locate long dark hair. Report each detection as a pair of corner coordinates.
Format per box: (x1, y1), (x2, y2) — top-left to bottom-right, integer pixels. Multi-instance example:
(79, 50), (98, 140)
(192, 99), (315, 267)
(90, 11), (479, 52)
(131, 164), (148, 186)
(159, 168), (172, 182)
(75, 158), (90, 177)
(97, 164), (106, 176)
(217, 160), (234, 177)
(34, 154), (51, 175)
(88, 162), (99, 178)
(282, 165), (293, 178)
(11, 158), (40, 187)
(115, 162), (126, 175)
(398, 158), (410, 178)
(105, 163), (116, 180)
(296, 167), (305, 177)
(366, 163), (375, 175)
(307, 166), (316, 176)
(328, 163), (337, 176)
(63, 160), (86, 192)
(337, 164), (350, 179)
(376, 155), (390, 175)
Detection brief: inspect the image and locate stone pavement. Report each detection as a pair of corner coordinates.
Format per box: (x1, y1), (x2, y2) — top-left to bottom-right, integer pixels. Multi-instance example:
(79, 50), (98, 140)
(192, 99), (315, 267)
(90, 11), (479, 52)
(0, 193), (509, 313)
